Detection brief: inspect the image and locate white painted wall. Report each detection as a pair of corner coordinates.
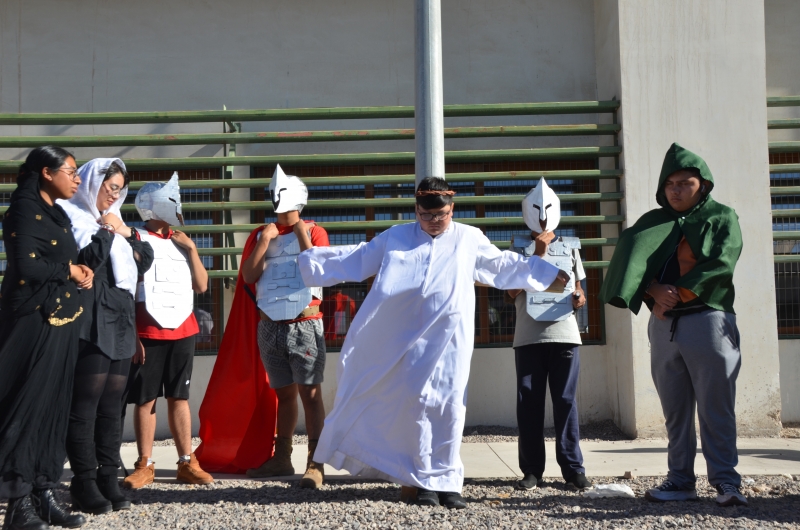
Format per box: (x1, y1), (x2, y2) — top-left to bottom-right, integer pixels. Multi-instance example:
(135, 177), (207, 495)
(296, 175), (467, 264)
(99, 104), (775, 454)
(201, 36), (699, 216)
(124, 346), (612, 441)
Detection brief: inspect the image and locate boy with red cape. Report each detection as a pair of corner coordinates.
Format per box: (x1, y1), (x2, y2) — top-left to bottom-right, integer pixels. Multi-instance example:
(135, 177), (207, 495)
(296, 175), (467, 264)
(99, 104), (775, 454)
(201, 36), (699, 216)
(196, 165), (328, 489)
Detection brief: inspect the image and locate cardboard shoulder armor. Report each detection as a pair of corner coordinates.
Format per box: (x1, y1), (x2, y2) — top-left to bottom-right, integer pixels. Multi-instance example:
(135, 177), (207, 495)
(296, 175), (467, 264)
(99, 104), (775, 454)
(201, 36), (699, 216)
(511, 235), (581, 322)
(256, 230), (323, 321)
(135, 228), (194, 329)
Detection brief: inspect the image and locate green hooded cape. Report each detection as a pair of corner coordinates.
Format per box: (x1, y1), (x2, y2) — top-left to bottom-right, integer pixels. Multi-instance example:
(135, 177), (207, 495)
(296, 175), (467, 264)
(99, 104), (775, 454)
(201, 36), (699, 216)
(599, 143), (742, 314)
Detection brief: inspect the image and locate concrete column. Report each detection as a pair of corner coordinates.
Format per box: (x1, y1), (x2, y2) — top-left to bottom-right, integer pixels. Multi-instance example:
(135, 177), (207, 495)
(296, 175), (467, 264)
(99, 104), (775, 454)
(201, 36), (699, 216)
(414, 0), (445, 186)
(594, 0), (781, 437)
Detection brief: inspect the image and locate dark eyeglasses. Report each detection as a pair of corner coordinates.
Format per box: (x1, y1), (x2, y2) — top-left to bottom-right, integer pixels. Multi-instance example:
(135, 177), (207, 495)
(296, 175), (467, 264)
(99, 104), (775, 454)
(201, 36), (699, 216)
(417, 207), (452, 222)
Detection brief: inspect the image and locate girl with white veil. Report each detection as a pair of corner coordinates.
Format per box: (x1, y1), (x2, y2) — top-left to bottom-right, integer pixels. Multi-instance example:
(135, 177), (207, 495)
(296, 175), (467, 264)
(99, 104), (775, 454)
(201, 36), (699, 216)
(58, 158), (154, 516)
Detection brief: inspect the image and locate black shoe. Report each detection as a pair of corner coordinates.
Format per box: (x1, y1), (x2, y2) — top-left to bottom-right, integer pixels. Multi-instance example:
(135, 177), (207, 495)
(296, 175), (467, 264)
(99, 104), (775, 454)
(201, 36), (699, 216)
(69, 478), (112, 515)
(414, 489), (440, 507)
(95, 469), (131, 511)
(515, 474), (540, 491)
(32, 489), (86, 528)
(565, 473), (592, 491)
(437, 491), (467, 510)
(2, 495), (48, 530)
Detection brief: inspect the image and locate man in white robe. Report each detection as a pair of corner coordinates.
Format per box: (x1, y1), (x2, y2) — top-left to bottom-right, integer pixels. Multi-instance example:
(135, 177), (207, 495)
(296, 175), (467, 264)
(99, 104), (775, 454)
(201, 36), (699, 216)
(297, 177), (568, 508)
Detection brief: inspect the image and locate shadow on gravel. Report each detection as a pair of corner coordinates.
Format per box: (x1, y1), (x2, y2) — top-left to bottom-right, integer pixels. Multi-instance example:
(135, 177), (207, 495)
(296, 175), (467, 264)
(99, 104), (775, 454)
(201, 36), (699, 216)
(486, 493), (800, 525)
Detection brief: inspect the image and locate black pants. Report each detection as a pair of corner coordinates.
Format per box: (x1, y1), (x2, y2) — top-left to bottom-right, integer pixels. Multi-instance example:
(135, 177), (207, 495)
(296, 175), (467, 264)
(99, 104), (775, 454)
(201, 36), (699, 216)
(66, 341), (131, 480)
(515, 342), (585, 480)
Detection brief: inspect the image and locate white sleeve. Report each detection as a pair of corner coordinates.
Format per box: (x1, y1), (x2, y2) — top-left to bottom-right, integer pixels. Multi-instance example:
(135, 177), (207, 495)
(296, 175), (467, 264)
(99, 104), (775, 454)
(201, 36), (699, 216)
(573, 248), (587, 282)
(472, 232), (560, 292)
(298, 233), (387, 287)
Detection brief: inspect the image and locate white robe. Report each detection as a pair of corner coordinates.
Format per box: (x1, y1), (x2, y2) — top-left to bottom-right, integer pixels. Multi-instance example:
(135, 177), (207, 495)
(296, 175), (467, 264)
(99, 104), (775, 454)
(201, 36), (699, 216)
(297, 221), (559, 492)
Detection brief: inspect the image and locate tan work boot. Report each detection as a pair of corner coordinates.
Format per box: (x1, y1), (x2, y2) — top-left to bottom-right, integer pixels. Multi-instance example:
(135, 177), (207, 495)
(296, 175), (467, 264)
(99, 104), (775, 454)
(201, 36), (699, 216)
(122, 456), (155, 489)
(176, 453), (214, 485)
(246, 437), (295, 478)
(299, 439), (325, 489)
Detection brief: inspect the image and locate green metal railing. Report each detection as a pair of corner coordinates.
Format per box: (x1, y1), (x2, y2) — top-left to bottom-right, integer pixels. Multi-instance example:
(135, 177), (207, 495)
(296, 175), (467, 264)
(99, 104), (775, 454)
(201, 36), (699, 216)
(769, 96), (800, 264)
(0, 100), (625, 279)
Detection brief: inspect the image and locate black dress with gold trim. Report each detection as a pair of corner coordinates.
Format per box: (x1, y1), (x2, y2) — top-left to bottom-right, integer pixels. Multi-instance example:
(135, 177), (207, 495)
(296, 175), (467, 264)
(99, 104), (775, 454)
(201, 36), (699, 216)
(0, 175), (84, 498)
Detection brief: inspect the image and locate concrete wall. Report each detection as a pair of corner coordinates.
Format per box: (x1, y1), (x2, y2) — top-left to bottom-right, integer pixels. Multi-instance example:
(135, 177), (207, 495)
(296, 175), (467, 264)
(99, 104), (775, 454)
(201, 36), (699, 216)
(765, 0), (800, 142)
(779, 340), (800, 422)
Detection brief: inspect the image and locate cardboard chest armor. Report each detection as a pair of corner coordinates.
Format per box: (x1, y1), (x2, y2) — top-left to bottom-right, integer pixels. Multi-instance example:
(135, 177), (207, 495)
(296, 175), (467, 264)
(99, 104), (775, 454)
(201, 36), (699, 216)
(135, 228), (194, 329)
(511, 235), (580, 322)
(256, 230), (322, 321)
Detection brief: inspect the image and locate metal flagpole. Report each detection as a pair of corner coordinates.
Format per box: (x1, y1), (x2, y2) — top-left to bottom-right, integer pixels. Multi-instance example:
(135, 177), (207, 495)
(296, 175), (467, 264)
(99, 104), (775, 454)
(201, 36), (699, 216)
(414, 0), (445, 187)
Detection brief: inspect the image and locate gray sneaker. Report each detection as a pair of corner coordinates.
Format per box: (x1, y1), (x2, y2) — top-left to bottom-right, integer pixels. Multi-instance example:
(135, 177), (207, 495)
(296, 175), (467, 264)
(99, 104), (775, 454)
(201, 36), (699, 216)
(644, 480), (698, 502)
(715, 483), (747, 506)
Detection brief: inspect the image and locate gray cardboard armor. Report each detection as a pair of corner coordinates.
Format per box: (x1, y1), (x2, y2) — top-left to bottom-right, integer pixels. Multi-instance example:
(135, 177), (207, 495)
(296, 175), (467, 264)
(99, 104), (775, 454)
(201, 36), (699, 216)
(256, 231), (322, 321)
(135, 228), (194, 329)
(511, 235), (581, 322)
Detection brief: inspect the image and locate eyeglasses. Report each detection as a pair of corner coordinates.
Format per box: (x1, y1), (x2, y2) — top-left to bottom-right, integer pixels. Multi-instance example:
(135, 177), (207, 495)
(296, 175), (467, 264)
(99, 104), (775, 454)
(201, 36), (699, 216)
(54, 167), (80, 182)
(102, 182), (123, 198)
(417, 207), (452, 222)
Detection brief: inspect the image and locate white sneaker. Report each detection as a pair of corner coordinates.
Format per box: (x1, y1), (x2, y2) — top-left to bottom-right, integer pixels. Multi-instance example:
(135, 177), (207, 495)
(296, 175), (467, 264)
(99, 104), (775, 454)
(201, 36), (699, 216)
(715, 483), (747, 506)
(644, 480), (698, 502)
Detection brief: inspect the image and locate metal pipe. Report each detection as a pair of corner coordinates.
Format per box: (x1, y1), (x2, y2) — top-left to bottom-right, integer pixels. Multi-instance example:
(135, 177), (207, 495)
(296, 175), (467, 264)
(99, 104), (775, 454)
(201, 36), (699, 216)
(0, 146), (622, 171)
(0, 124), (621, 148)
(0, 169), (624, 193)
(0, 101), (621, 125)
(415, 0), (445, 186)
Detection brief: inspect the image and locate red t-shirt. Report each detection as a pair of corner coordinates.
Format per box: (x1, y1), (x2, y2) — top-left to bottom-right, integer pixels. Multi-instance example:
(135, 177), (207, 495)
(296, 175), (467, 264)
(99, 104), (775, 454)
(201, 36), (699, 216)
(135, 228), (201, 340)
(266, 222), (330, 324)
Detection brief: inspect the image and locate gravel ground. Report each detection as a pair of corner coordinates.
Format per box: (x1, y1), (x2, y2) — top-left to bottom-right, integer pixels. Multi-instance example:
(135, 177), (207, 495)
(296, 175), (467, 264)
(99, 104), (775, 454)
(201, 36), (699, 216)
(6, 474), (797, 529)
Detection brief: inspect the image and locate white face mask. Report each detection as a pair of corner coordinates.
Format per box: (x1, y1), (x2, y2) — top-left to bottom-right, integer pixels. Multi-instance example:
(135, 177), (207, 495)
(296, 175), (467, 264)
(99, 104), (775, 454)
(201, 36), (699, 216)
(135, 172), (184, 226)
(522, 177), (560, 233)
(269, 164), (308, 214)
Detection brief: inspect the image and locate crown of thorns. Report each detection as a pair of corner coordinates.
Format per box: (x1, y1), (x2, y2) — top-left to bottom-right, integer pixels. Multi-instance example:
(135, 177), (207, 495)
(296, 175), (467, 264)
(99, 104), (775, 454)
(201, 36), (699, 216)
(414, 190), (456, 197)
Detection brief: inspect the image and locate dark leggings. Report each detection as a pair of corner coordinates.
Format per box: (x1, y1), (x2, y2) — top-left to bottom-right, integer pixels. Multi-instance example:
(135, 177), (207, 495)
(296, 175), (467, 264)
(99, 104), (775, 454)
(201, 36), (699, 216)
(66, 341), (131, 480)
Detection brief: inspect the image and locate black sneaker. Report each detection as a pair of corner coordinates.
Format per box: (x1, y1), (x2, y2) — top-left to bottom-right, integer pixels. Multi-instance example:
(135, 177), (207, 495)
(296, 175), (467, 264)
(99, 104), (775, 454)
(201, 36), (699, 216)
(565, 473), (592, 491)
(515, 474), (540, 491)
(715, 483), (747, 507)
(644, 480), (698, 502)
(438, 491), (466, 510)
(414, 489), (440, 507)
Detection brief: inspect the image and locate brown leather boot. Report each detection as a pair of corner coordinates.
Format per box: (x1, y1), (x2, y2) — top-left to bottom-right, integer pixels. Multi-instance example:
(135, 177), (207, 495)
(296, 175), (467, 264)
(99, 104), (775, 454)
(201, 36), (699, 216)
(246, 437), (295, 478)
(122, 457), (155, 489)
(176, 453), (214, 485)
(299, 439), (324, 489)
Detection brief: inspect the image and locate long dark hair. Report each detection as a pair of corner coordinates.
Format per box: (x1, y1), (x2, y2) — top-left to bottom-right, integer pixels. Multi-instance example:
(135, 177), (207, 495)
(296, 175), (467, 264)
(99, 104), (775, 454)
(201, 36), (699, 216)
(104, 160), (130, 187)
(17, 146), (75, 185)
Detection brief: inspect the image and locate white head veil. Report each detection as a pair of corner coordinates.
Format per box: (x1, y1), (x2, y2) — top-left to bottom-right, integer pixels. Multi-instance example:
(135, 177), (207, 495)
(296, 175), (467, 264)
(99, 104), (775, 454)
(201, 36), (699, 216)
(57, 158), (138, 296)
(522, 177), (561, 233)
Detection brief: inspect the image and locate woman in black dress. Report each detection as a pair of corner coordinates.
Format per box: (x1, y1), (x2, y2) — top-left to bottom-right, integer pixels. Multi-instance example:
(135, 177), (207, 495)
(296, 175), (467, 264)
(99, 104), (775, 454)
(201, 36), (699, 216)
(0, 146), (93, 530)
(59, 158), (153, 515)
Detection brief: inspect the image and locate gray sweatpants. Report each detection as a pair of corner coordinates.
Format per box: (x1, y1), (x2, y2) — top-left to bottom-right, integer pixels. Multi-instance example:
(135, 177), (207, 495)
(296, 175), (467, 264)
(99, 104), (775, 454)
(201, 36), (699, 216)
(648, 309), (741, 488)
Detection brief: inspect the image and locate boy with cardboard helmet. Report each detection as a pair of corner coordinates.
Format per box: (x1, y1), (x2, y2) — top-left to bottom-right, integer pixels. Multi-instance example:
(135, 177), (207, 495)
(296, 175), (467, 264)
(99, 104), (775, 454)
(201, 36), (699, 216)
(123, 172), (214, 489)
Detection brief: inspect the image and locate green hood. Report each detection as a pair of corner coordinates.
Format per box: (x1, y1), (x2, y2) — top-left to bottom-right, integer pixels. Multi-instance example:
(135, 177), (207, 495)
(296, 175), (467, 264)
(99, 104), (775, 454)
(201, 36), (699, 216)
(599, 143), (742, 314)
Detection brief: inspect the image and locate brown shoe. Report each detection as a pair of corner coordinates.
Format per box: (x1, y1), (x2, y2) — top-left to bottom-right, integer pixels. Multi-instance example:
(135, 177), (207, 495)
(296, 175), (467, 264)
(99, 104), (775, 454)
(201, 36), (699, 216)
(299, 439), (324, 489)
(246, 436), (295, 478)
(176, 453), (214, 485)
(122, 457), (155, 489)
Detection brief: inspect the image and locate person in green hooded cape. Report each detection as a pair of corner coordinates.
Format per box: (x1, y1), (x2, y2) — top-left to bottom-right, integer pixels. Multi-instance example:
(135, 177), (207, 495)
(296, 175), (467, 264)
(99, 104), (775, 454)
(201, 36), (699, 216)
(600, 143), (747, 507)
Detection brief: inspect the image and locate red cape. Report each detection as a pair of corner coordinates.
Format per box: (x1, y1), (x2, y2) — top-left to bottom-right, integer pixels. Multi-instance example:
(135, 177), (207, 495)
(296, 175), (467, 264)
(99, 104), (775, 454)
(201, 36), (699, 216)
(195, 227), (277, 473)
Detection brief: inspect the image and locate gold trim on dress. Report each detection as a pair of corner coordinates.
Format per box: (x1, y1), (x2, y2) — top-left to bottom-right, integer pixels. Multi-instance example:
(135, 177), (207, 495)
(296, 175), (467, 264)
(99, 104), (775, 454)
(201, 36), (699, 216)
(48, 306), (83, 326)
(51, 240), (57, 245)
(35, 215), (42, 220)
(29, 253), (35, 258)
